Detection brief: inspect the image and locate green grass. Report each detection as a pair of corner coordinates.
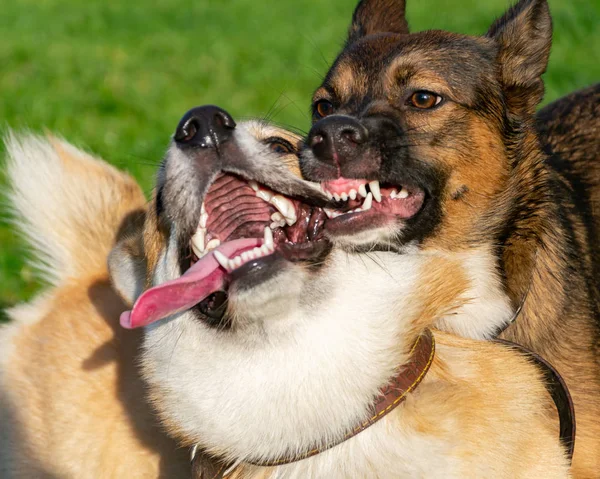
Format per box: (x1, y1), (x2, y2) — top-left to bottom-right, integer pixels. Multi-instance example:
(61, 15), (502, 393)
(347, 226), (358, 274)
(0, 0), (599, 316)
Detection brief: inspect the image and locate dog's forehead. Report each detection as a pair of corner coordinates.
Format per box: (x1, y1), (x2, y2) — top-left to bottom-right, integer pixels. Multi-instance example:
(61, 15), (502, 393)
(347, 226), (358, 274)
(320, 31), (498, 106)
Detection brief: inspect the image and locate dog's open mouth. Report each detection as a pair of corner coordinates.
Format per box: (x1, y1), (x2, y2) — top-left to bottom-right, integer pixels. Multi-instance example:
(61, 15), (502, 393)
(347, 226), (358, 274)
(321, 178), (426, 235)
(121, 173), (327, 329)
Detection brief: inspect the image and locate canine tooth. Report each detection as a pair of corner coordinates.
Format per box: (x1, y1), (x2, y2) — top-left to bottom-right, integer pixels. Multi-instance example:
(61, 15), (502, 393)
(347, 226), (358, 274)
(199, 212), (208, 229)
(201, 203), (206, 215)
(270, 195), (292, 217)
(249, 181), (259, 192)
(349, 189), (357, 200)
(369, 180), (382, 203)
(341, 192), (348, 201)
(362, 192), (373, 211)
(390, 189), (398, 199)
(191, 229), (206, 253)
(264, 226), (274, 247)
(257, 190), (274, 202)
(358, 184), (368, 198)
(398, 188), (409, 199)
(213, 250), (231, 270)
(206, 239), (220, 251)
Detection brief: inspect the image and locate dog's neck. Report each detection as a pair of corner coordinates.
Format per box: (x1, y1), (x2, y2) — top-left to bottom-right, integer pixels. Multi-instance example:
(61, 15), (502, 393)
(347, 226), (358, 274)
(192, 329), (435, 477)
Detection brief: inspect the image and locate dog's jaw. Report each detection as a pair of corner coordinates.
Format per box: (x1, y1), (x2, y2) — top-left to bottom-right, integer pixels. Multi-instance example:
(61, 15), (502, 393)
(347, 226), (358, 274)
(141, 244), (513, 464)
(141, 249), (424, 462)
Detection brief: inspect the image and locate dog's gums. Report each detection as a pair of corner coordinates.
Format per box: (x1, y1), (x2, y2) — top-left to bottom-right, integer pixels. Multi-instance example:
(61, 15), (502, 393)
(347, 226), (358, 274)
(121, 172), (328, 329)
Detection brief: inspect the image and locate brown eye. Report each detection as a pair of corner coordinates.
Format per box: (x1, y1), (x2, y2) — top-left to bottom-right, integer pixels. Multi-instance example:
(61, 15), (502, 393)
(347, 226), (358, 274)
(409, 91), (442, 110)
(266, 138), (295, 155)
(314, 100), (334, 119)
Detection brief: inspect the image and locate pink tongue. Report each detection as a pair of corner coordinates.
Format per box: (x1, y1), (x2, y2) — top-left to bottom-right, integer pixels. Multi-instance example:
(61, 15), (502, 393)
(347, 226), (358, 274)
(120, 238), (262, 329)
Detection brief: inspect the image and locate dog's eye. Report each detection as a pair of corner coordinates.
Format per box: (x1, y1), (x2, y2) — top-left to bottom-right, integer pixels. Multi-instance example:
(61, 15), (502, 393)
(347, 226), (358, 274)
(408, 91), (443, 110)
(314, 100), (335, 119)
(266, 138), (295, 155)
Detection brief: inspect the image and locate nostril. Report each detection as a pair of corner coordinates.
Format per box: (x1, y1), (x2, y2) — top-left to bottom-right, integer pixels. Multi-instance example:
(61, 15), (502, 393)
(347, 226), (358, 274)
(214, 110), (236, 130)
(176, 118), (199, 143)
(342, 127), (367, 145)
(310, 134), (325, 148)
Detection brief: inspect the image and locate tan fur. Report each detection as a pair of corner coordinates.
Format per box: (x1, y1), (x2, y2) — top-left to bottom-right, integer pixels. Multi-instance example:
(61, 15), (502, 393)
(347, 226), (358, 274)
(0, 137), (188, 477)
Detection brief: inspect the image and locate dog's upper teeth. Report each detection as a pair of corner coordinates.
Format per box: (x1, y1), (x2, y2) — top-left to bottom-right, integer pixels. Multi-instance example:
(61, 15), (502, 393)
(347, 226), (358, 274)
(369, 180), (382, 203)
(256, 190), (274, 202)
(199, 211), (209, 229)
(349, 189), (358, 200)
(358, 184), (368, 198)
(191, 228), (206, 256)
(270, 195), (297, 225)
(398, 187), (409, 199)
(201, 202), (206, 215)
(362, 192), (373, 211)
(248, 181), (259, 192)
(340, 192), (348, 201)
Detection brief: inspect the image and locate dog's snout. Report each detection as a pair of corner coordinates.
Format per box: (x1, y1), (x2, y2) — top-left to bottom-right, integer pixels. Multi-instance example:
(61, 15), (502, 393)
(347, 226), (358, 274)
(174, 105), (236, 148)
(308, 116), (368, 168)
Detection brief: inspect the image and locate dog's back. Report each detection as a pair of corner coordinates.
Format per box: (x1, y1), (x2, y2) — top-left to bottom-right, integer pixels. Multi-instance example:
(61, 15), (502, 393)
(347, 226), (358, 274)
(0, 135), (188, 477)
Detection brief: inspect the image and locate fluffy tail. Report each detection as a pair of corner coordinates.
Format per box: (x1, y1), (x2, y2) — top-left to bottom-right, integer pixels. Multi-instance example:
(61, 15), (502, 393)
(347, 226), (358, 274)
(4, 133), (147, 284)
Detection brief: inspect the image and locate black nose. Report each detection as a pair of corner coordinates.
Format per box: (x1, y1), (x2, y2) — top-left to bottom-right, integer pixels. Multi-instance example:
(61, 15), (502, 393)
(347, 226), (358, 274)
(174, 105), (236, 148)
(308, 115), (368, 167)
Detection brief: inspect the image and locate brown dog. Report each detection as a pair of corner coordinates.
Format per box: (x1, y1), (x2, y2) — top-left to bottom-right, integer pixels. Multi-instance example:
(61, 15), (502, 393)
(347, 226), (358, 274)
(300, 0), (600, 475)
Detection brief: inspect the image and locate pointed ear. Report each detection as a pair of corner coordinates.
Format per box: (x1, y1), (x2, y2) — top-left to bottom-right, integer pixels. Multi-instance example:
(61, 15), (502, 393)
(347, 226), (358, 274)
(108, 210), (147, 306)
(347, 0), (409, 45)
(486, 0), (552, 114)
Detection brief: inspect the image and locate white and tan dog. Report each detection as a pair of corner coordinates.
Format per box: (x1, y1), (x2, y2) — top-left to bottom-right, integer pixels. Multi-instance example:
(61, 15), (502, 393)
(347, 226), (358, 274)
(105, 106), (570, 478)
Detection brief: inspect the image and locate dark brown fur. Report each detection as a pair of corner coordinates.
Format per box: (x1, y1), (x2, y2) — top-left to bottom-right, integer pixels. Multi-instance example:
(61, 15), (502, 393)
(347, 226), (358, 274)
(301, 0), (600, 474)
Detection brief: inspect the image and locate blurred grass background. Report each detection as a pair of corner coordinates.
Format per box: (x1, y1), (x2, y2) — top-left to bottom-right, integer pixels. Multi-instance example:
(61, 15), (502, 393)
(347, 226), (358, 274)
(0, 0), (599, 319)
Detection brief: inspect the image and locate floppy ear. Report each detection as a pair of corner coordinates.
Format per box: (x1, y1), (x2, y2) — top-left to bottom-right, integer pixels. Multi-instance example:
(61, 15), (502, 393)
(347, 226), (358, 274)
(486, 0), (552, 114)
(108, 211), (147, 306)
(347, 0), (409, 45)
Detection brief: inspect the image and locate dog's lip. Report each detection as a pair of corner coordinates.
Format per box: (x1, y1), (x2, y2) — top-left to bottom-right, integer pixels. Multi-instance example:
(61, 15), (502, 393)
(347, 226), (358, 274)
(320, 177), (427, 236)
(121, 238), (263, 329)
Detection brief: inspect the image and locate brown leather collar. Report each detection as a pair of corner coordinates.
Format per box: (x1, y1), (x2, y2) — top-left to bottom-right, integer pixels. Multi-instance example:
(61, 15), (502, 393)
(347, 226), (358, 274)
(494, 339), (576, 464)
(191, 329), (435, 478)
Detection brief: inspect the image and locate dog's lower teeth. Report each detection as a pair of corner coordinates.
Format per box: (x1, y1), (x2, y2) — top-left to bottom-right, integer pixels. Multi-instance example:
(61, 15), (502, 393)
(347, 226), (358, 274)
(362, 192), (373, 210)
(206, 239), (220, 251)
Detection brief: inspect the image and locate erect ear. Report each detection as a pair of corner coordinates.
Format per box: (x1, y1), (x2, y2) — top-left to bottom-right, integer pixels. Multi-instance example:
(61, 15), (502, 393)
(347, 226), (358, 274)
(108, 210), (147, 306)
(347, 0), (409, 45)
(486, 0), (552, 114)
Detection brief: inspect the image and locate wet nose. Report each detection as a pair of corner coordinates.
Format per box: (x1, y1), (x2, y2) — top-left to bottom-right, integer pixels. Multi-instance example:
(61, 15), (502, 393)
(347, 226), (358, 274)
(174, 105), (236, 148)
(308, 115), (368, 167)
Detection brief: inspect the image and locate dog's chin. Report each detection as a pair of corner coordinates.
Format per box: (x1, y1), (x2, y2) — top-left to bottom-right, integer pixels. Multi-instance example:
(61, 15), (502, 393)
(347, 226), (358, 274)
(227, 259), (306, 325)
